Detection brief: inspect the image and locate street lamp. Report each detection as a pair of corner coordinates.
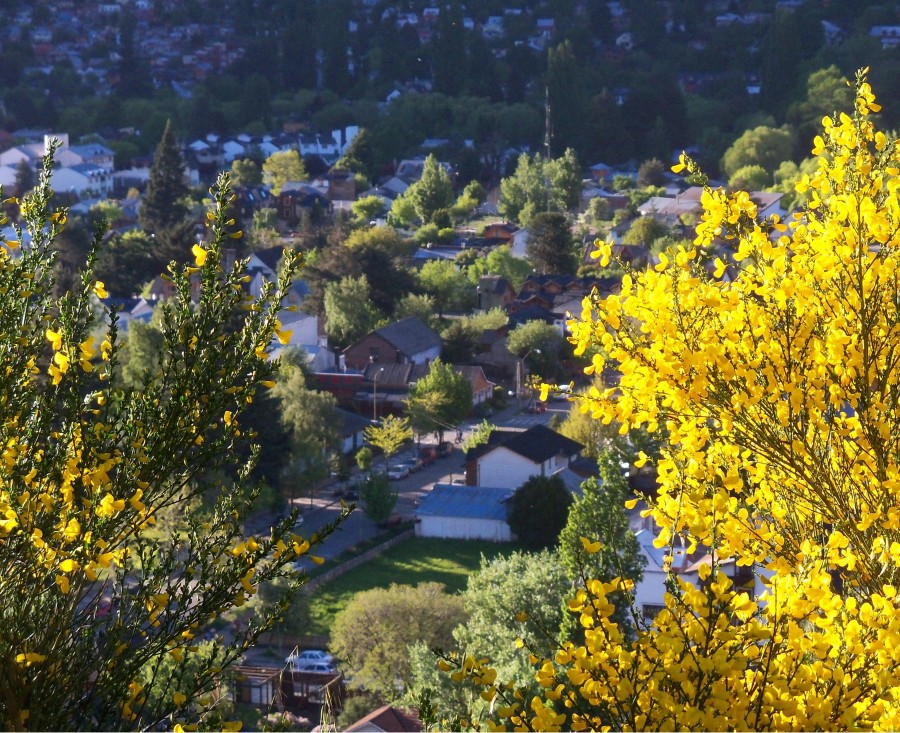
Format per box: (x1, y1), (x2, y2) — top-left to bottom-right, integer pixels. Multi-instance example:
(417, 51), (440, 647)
(372, 367), (385, 421)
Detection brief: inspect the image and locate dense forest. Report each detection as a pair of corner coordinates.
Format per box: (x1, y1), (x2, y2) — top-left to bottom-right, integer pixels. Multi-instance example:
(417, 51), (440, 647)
(2, 0), (900, 180)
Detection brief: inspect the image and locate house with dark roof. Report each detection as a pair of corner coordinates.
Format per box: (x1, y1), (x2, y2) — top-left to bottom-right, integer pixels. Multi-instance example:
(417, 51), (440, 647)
(342, 316), (441, 370)
(476, 275), (515, 312)
(464, 424), (583, 489)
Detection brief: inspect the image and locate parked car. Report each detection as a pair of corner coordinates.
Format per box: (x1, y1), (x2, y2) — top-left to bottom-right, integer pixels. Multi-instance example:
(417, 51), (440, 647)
(296, 662), (338, 674)
(419, 447), (438, 466)
(526, 401), (547, 413)
(387, 464), (410, 480)
(397, 456), (424, 474)
(286, 649), (334, 671)
(436, 441), (453, 458)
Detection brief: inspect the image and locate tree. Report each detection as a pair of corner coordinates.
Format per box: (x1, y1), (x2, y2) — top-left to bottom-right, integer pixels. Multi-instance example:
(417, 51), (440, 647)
(323, 274), (382, 349)
(359, 472), (398, 523)
(410, 551), (569, 723)
(95, 230), (158, 296)
(230, 157), (263, 187)
(0, 152), (346, 730)
(544, 148), (582, 213)
(330, 583), (466, 694)
(440, 71), (900, 732)
(262, 149), (307, 196)
(637, 158), (666, 188)
(406, 154), (455, 225)
(272, 350), (341, 484)
(726, 165), (770, 194)
(526, 211), (577, 275)
(350, 195), (388, 226)
(507, 475), (573, 550)
(719, 124), (796, 179)
(139, 120), (193, 266)
(364, 415), (413, 470)
(620, 215), (670, 248)
(407, 360), (473, 443)
(417, 259), (470, 318)
(14, 159), (35, 196)
(558, 458), (645, 631)
(506, 319), (566, 384)
(498, 152), (546, 226)
(465, 245), (533, 291)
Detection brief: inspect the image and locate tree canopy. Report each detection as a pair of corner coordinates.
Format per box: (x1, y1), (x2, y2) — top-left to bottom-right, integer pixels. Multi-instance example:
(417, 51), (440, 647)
(406, 359), (472, 442)
(507, 475), (573, 550)
(262, 149), (307, 195)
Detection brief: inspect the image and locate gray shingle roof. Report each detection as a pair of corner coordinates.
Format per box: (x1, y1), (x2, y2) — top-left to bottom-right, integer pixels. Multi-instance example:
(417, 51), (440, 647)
(374, 316), (441, 357)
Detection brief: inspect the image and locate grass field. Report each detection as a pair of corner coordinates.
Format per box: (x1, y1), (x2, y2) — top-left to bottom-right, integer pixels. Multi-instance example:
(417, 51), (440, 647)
(306, 537), (520, 636)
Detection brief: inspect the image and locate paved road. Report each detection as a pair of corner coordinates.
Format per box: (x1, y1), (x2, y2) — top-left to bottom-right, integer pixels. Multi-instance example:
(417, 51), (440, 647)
(277, 398), (572, 563)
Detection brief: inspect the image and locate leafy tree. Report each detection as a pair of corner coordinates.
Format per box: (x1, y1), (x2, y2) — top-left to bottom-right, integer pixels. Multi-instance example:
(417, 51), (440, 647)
(410, 551), (569, 722)
(120, 316), (165, 388)
(262, 149), (307, 196)
(350, 195), (388, 226)
(355, 446), (373, 472)
(323, 274), (382, 349)
(95, 230), (158, 296)
(621, 215), (670, 248)
(637, 158), (666, 188)
(343, 225), (413, 257)
(526, 211), (577, 275)
(465, 245), (533, 291)
(387, 191), (417, 228)
(0, 154), (345, 730)
(394, 293), (437, 327)
(272, 350), (341, 483)
(545, 148), (583, 213)
(406, 154), (455, 225)
(359, 472), (398, 523)
(364, 415), (413, 470)
(418, 259), (471, 318)
(407, 359), (473, 443)
(506, 320), (566, 384)
(498, 151), (547, 226)
(719, 124), (796, 179)
(461, 420), (495, 452)
(728, 164), (770, 191)
(331, 583), (466, 694)
(446, 72), (900, 732)
(507, 475), (573, 550)
(230, 157), (263, 187)
(558, 458), (645, 632)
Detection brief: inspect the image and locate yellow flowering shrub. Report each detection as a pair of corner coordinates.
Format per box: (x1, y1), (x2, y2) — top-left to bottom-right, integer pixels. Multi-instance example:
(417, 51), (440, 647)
(437, 70), (900, 731)
(0, 146), (347, 730)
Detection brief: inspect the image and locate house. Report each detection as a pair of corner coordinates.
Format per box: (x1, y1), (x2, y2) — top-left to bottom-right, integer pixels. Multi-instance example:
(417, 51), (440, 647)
(342, 316), (441, 370)
(476, 276), (515, 312)
(464, 424), (583, 489)
(275, 183), (333, 226)
(415, 484), (514, 542)
(453, 365), (495, 405)
(336, 408), (371, 455)
(344, 704), (423, 732)
(481, 221), (517, 244)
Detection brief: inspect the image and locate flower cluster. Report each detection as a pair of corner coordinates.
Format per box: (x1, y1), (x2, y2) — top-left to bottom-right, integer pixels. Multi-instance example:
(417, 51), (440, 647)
(448, 69), (900, 731)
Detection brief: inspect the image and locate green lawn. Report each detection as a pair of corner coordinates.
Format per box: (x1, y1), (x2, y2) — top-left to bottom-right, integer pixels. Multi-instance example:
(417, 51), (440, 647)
(306, 537), (519, 636)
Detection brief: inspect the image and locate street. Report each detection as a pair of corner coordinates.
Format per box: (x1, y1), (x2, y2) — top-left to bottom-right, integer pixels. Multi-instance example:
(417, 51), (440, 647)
(284, 398), (570, 563)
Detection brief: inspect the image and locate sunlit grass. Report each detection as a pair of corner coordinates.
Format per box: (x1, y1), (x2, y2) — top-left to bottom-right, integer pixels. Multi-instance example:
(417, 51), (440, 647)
(306, 537), (520, 636)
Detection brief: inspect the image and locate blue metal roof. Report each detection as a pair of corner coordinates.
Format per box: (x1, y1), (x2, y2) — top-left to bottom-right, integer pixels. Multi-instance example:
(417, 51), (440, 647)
(416, 484), (514, 522)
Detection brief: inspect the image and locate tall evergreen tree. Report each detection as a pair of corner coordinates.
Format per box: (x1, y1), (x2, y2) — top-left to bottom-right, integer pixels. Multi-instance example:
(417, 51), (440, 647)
(140, 120), (193, 266)
(526, 211), (577, 275)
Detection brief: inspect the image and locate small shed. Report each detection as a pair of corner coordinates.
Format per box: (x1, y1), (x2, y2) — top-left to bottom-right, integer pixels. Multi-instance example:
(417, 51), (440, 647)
(416, 484), (514, 542)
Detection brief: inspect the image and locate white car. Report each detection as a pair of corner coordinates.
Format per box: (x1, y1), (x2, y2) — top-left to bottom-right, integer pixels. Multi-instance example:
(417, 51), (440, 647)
(387, 464), (410, 480)
(286, 649), (334, 671)
(296, 662), (338, 674)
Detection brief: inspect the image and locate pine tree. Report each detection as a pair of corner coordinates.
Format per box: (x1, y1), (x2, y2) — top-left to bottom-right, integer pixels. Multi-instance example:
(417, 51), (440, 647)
(140, 120), (193, 266)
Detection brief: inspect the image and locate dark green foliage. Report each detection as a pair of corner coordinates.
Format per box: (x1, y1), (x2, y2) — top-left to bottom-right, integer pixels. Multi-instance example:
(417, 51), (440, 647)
(526, 211), (578, 276)
(507, 475), (574, 550)
(359, 472), (398, 523)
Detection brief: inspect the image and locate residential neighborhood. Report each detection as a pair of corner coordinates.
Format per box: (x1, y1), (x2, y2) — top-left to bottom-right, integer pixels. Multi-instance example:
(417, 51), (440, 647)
(2, 0), (898, 730)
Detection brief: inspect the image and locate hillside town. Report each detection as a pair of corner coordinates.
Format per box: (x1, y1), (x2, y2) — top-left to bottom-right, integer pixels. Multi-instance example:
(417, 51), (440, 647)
(3, 1), (900, 731)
